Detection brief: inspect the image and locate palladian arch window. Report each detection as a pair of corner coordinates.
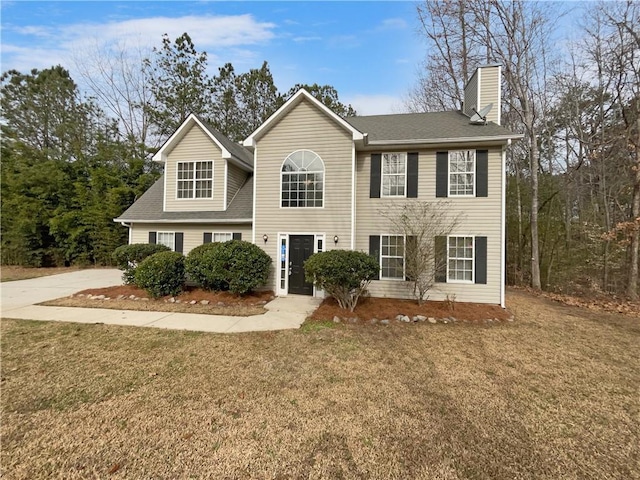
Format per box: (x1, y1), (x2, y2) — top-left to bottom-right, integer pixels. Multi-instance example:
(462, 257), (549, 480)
(281, 150), (324, 208)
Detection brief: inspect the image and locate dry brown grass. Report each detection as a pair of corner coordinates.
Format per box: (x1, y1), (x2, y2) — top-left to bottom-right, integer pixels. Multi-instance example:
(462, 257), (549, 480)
(0, 266), (81, 282)
(2, 289), (639, 479)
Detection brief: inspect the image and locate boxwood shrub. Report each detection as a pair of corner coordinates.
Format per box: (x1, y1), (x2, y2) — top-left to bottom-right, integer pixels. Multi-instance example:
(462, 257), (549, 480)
(185, 240), (271, 295)
(112, 243), (171, 284)
(304, 250), (379, 311)
(185, 243), (228, 291)
(134, 251), (185, 298)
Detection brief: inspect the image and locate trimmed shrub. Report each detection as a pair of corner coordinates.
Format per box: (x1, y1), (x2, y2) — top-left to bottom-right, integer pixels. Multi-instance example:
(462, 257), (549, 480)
(134, 251), (185, 298)
(304, 250), (379, 311)
(185, 243), (228, 291)
(112, 243), (171, 284)
(186, 240), (271, 295)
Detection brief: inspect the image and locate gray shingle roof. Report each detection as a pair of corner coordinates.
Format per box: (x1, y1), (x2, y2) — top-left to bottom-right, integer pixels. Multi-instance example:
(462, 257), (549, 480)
(194, 114), (254, 167)
(346, 110), (518, 143)
(115, 175), (253, 223)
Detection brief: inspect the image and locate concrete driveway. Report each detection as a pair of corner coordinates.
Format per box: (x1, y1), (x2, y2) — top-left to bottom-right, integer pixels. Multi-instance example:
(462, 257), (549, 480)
(1, 269), (320, 333)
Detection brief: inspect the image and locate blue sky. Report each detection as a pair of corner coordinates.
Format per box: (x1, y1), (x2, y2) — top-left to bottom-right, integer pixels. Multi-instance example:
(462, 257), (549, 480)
(1, 1), (426, 114)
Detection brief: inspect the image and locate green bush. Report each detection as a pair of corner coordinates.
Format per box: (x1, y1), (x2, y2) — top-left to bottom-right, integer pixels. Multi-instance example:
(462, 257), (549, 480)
(134, 251), (185, 298)
(186, 240), (271, 295)
(185, 243), (228, 291)
(112, 243), (170, 284)
(304, 250), (379, 311)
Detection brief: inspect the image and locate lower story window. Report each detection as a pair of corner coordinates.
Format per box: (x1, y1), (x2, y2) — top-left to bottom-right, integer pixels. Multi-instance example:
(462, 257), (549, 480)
(448, 236), (473, 282)
(381, 235), (404, 279)
(157, 232), (175, 251)
(212, 232), (232, 242)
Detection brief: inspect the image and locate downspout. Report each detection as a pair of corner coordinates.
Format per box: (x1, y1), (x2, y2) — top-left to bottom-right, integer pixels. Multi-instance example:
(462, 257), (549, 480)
(120, 222), (132, 245)
(501, 140), (510, 308)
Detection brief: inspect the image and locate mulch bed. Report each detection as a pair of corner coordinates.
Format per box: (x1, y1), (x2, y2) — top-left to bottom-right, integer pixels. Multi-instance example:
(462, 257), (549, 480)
(76, 284), (274, 305)
(41, 285), (275, 316)
(309, 295), (512, 324)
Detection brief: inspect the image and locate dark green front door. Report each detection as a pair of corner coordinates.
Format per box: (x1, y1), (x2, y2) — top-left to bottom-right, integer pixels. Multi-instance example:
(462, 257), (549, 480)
(289, 235), (314, 295)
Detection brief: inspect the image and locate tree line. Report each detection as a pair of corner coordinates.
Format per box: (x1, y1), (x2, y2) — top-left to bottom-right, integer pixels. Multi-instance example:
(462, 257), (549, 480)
(407, 0), (639, 299)
(0, 33), (354, 267)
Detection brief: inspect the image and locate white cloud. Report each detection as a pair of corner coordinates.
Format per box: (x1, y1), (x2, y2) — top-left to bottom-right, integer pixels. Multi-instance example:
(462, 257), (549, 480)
(2, 14), (276, 73)
(345, 94), (407, 116)
(378, 18), (408, 30)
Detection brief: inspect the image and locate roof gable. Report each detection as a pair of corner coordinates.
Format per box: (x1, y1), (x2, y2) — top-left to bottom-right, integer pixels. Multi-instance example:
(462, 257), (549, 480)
(153, 114), (253, 170)
(243, 89), (364, 148)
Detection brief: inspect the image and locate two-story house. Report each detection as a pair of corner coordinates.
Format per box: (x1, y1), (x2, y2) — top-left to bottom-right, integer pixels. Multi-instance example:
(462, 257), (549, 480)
(115, 64), (521, 307)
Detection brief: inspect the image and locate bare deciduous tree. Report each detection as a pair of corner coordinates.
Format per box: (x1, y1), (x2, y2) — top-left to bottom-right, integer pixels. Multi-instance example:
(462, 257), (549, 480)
(382, 201), (461, 304)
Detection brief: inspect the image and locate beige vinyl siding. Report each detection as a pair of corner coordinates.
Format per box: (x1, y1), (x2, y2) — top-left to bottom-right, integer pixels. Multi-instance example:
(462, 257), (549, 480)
(479, 66), (500, 124)
(226, 162), (247, 207)
(130, 223), (252, 256)
(463, 70), (479, 117)
(165, 124), (225, 212)
(355, 147), (503, 304)
(254, 98), (354, 292)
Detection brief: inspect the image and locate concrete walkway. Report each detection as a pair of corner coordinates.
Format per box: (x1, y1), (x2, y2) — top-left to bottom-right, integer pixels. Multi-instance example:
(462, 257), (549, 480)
(1, 269), (321, 333)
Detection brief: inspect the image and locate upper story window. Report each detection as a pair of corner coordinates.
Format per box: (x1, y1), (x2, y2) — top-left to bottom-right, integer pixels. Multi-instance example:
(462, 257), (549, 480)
(449, 150), (475, 196)
(281, 150), (324, 208)
(177, 161), (213, 199)
(382, 153), (406, 197)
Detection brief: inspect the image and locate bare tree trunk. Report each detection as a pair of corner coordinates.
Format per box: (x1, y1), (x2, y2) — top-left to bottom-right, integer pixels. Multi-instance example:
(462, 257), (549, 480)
(528, 110), (542, 289)
(627, 111), (640, 299)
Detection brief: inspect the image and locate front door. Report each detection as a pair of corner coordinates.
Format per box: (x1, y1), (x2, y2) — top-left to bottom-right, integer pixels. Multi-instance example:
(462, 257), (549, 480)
(288, 235), (314, 295)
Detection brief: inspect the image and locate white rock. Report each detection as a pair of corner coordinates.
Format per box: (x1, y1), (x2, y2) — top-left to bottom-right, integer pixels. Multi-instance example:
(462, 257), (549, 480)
(200, 300), (210, 305)
(428, 317), (437, 324)
(333, 316), (341, 323)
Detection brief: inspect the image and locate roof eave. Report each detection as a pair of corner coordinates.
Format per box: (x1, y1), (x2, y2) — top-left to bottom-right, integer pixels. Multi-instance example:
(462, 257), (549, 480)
(365, 134), (523, 147)
(113, 218), (253, 224)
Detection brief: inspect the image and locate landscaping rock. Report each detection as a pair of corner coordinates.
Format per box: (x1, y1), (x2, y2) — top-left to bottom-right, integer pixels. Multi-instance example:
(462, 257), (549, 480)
(333, 316), (341, 323)
(371, 318), (378, 324)
(428, 317), (437, 324)
(175, 300), (181, 303)
(400, 315), (411, 323)
(395, 314), (405, 321)
(116, 295), (124, 300)
(104, 297), (111, 301)
(508, 315), (515, 322)
(380, 319), (390, 325)
(200, 300), (210, 305)
(449, 317), (457, 322)
(416, 315), (427, 322)
(168, 297), (176, 303)
(189, 300), (196, 305)
(129, 295), (136, 300)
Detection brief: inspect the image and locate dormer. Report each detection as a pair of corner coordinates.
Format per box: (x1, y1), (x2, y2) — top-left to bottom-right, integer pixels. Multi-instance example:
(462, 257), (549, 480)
(463, 64), (502, 125)
(153, 114), (253, 213)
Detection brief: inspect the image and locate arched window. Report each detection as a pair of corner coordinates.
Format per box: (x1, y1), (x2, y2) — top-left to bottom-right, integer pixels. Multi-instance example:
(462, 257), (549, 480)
(281, 150), (324, 208)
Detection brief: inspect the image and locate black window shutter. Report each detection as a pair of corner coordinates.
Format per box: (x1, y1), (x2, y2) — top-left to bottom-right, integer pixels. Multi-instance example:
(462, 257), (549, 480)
(369, 235), (380, 280)
(232, 232), (242, 240)
(405, 235), (417, 281)
(407, 152), (419, 198)
(370, 154), (381, 198)
(435, 236), (447, 283)
(436, 152), (448, 198)
(476, 150), (488, 197)
(203, 232), (212, 243)
(148, 232), (157, 244)
(475, 236), (487, 284)
(175, 233), (184, 254)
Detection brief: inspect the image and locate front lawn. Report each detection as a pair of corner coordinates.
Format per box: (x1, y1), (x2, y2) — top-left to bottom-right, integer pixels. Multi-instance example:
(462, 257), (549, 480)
(1, 290), (638, 479)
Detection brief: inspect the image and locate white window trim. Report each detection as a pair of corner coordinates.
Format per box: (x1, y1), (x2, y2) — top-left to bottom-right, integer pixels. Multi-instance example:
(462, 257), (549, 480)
(380, 234), (406, 281)
(448, 150), (476, 197)
(157, 231), (175, 251)
(446, 235), (475, 284)
(175, 160), (214, 200)
(381, 152), (407, 198)
(205, 232), (233, 243)
(279, 149), (325, 209)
